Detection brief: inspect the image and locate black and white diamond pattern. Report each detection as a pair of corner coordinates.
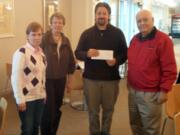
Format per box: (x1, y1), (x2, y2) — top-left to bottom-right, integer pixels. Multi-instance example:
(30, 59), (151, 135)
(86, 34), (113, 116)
(31, 55), (36, 65)
(23, 87), (28, 95)
(19, 48), (25, 54)
(31, 77), (39, 86)
(24, 67), (31, 75)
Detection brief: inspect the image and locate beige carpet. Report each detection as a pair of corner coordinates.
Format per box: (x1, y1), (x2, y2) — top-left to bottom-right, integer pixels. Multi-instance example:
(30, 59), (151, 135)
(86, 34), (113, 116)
(3, 79), (132, 135)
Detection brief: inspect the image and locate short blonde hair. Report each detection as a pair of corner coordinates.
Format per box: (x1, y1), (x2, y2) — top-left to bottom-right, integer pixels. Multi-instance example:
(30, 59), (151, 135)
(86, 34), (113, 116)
(50, 12), (66, 25)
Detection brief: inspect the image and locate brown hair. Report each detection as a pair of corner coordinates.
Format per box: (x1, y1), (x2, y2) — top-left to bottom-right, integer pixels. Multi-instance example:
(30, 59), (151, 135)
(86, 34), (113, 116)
(95, 2), (111, 15)
(26, 22), (43, 35)
(50, 12), (66, 25)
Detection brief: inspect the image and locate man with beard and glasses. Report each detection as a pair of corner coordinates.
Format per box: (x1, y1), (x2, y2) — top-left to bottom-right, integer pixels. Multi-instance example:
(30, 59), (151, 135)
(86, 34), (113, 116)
(75, 2), (127, 135)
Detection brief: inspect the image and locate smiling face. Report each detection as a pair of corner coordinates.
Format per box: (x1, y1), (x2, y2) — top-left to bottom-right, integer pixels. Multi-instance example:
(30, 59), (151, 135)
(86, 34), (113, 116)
(95, 6), (110, 28)
(51, 17), (64, 34)
(136, 10), (154, 36)
(26, 22), (43, 48)
(27, 29), (42, 48)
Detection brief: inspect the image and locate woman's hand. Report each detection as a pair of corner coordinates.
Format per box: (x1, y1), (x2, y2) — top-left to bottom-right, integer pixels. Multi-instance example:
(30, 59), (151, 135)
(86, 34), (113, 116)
(66, 74), (73, 93)
(18, 102), (26, 112)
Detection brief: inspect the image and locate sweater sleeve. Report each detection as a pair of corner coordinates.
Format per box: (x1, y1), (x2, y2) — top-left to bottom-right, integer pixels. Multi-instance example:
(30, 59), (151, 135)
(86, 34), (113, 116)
(67, 38), (76, 74)
(11, 50), (26, 104)
(75, 31), (89, 61)
(115, 30), (128, 66)
(159, 36), (177, 93)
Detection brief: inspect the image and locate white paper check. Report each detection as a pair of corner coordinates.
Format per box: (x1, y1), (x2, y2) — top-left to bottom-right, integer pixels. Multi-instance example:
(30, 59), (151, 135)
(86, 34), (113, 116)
(91, 50), (113, 60)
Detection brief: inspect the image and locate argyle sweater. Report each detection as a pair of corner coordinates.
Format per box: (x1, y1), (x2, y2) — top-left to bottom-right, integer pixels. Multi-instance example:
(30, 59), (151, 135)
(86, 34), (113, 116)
(11, 43), (46, 104)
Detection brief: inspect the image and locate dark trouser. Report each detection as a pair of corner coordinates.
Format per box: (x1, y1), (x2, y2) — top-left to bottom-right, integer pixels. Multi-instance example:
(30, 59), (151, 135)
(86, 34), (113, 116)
(18, 99), (44, 135)
(41, 78), (66, 135)
(128, 86), (162, 135)
(84, 79), (119, 135)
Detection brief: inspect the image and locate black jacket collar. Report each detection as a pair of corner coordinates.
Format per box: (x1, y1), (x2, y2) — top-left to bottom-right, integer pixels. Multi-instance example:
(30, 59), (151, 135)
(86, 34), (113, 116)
(137, 27), (157, 41)
(94, 24), (111, 31)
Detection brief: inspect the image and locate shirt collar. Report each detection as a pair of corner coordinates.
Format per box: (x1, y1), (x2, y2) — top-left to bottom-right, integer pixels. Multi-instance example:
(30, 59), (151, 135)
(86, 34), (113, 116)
(47, 31), (66, 45)
(94, 24), (110, 31)
(137, 26), (157, 41)
(25, 42), (41, 53)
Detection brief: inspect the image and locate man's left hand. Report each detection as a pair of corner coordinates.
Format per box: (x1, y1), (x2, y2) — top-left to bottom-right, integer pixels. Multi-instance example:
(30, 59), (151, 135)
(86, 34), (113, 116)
(157, 91), (168, 104)
(106, 58), (116, 66)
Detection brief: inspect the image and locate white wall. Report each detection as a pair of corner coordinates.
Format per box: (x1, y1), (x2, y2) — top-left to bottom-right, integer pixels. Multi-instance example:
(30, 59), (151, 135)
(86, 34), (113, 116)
(58, 0), (94, 50)
(0, 0), (95, 92)
(59, 0), (72, 40)
(143, 0), (152, 10)
(0, 0), (43, 92)
(71, 0), (94, 50)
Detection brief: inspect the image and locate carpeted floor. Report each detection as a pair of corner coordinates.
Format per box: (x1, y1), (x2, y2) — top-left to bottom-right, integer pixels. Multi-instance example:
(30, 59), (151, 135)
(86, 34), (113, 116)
(2, 79), (132, 135)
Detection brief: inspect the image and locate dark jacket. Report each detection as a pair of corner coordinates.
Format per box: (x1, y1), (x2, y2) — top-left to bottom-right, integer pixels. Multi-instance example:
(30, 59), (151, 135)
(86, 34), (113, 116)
(75, 24), (127, 80)
(41, 31), (75, 79)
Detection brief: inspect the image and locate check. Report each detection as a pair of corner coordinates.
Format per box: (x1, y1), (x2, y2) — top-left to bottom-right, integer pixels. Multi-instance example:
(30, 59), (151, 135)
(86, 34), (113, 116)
(91, 50), (113, 60)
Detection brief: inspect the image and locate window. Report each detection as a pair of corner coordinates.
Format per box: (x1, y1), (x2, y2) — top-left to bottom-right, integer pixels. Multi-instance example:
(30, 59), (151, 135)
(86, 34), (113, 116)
(103, 0), (140, 45)
(0, 0), (14, 38)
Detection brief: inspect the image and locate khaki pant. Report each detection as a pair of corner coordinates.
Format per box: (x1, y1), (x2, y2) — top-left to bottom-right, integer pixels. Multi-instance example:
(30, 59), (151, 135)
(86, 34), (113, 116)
(84, 79), (119, 135)
(128, 86), (162, 135)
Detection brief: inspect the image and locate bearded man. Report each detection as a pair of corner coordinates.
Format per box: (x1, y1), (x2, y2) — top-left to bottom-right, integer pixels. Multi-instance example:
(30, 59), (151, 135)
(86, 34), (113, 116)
(75, 2), (127, 135)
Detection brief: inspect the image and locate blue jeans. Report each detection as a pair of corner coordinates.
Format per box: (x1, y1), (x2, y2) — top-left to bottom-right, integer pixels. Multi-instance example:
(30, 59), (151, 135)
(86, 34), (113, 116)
(18, 99), (45, 135)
